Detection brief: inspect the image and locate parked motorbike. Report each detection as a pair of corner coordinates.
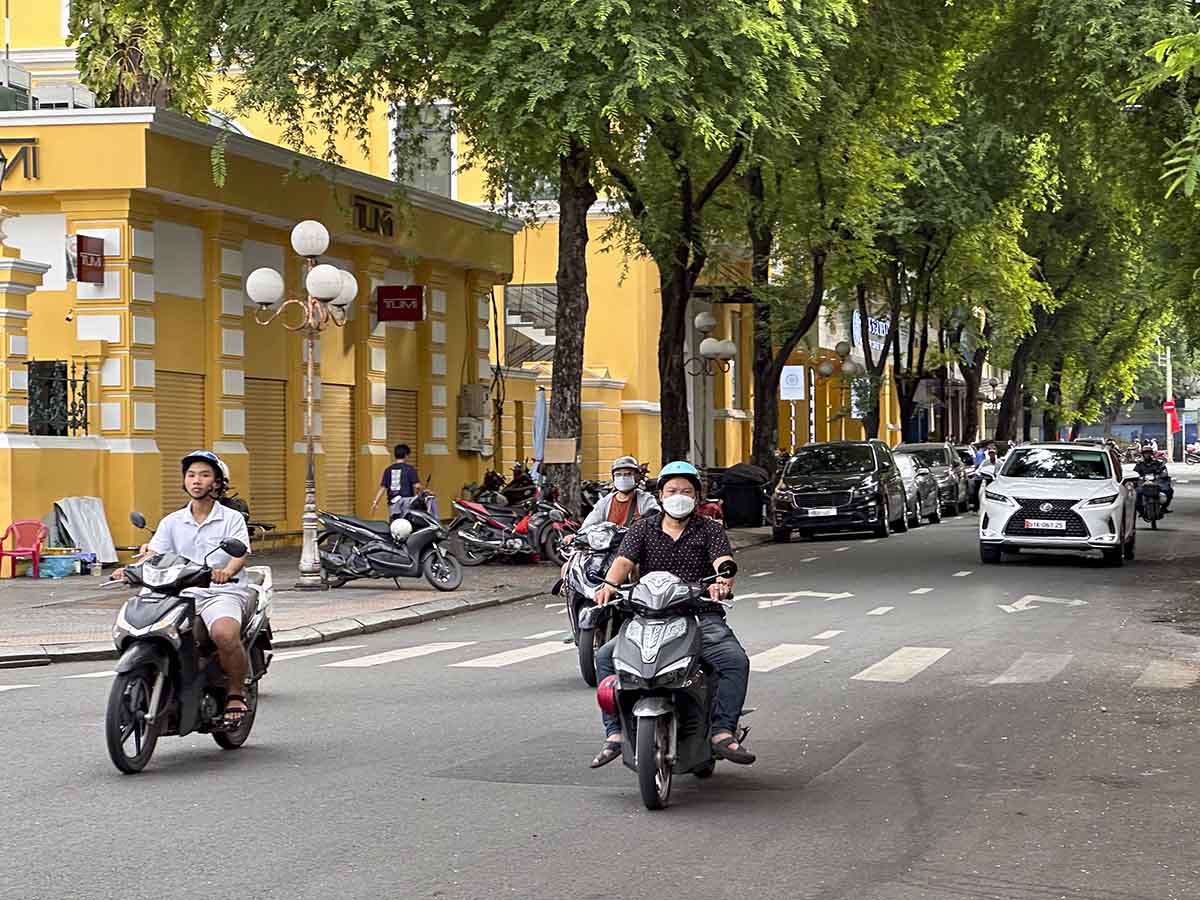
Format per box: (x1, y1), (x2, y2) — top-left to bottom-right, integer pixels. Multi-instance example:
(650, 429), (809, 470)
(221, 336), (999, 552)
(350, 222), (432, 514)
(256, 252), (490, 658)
(448, 486), (578, 567)
(105, 513), (273, 774)
(595, 560), (746, 810)
(1137, 474), (1170, 530)
(553, 522), (629, 686)
(317, 499), (463, 590)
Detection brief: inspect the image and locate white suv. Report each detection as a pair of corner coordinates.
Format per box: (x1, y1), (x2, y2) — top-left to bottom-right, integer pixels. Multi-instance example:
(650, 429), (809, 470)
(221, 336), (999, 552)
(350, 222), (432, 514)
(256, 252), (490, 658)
(978, 442), (1137, 566)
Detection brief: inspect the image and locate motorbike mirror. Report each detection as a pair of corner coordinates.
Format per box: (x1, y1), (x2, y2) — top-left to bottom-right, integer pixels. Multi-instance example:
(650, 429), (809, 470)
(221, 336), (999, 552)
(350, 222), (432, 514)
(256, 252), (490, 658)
(130, 511), (147, 530)
(717, 560), (738, 579)
(917, 467), (932, 477)
(220, 538), (248, 559)
(578, 605), (602, 630)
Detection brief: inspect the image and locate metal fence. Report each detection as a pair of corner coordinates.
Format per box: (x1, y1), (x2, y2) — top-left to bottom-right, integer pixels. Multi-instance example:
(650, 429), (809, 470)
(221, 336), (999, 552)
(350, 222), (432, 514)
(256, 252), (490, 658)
(25, 359), (88, 436)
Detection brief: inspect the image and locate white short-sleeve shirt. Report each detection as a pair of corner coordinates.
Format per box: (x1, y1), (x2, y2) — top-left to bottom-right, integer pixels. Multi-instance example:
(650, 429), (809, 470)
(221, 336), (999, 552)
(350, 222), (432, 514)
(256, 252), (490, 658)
(147, 501), (251, 583)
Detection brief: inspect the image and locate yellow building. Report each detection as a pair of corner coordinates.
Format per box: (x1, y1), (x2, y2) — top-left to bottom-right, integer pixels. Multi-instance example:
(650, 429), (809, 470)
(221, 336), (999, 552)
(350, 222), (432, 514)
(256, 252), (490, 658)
(0, 107), (516, 555)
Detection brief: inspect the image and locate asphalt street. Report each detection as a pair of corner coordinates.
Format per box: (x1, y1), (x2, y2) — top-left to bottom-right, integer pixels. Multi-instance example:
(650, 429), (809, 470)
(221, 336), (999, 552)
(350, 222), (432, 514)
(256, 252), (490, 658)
(3, 489), (1200, 900)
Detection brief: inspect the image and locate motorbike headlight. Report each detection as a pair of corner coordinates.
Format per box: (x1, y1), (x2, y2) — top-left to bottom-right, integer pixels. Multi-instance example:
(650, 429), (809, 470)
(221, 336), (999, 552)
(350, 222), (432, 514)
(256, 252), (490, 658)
(663, 618), (688, 644)
(1085, 493), (1118, 506)
(112, 606), (132, 642)
(984, 489), (1015, 505)
(624, 619), (644, 648)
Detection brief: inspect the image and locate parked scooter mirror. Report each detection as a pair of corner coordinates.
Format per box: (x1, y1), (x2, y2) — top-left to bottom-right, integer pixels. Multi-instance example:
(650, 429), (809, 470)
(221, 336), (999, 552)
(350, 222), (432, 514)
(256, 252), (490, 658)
(717, 560), (738, 579)
(220, 538), (248, 559)
(130, 512), (148, 530)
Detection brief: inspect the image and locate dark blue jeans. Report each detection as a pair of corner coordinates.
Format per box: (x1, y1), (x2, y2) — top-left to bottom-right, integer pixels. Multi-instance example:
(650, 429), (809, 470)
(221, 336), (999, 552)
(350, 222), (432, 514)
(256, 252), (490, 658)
(595, 613), (750, 738)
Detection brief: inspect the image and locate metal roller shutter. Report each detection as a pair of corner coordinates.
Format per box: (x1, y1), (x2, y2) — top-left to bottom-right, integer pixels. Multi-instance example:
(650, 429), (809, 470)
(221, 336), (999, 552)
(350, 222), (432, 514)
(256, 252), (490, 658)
(386, 389), (419, 469)
(157, 371), (206, 515)
(245, 378), (288, 527)
(322, 384), (356, 512)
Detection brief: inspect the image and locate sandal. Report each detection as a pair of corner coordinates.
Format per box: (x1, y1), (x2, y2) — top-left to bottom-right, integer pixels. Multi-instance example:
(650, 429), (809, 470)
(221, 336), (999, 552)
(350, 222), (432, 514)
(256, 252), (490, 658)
(590, 740), (622, 769)
(711, 736), (756, 765)
(223, 694), (249, 730)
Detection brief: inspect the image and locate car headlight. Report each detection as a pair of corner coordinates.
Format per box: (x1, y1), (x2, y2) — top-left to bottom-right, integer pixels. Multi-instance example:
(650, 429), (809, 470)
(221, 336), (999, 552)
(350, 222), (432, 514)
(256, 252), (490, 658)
(853, 482), (878, 499)
(1085, 494), (1118, 506)
(984, 489), (1015, 505)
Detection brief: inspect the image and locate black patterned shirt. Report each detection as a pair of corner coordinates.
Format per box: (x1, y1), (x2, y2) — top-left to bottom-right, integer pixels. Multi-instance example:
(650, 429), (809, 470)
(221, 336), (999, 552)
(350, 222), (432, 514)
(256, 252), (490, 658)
(616, 512), (733, 584)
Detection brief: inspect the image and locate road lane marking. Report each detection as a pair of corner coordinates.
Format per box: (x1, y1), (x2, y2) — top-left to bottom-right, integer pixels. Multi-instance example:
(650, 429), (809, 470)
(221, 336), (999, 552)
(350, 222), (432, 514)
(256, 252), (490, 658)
(953, 571), (973, 577)
(851, 647), (951, 683)
(62, 670), (117, 679)
(451, 641), (572, 668)
(524, 630), (567, 640)
(273, 645), (367, 662)
(862, 539), (879, 545)
(0, 684), (38, 693)
(811, 630), (844, 640)
(910, 588), (933, 595)
(998, 595), (1088, 614)
(802, 557), (819, 563)
(989, 652), (1073, 685)
(1133, 660), (1200, 690)
(750, 571), (773, 578)
(324, 642), (476, 668)
(833, 547), (849, 552)
(544, 603), (566, 610)
(866, 606), (894, 616)
(749, 644), (828, 673)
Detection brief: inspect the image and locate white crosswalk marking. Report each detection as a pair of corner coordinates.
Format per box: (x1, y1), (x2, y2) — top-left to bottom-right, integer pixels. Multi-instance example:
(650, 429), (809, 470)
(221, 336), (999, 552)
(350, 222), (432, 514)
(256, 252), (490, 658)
(910, 587), (933, 595)
(866, 606), (894, 616)
(63, 670), (117, 679)
(802, 557), (819, 563)
(451, 641), (571, 668)
(862, 539), (879, 545)
(1133, 660), (1200, 690)
(750, 571), (773, 578)
(833, 547), (849, 552)
(273, 645), (367, 662)
(953, 571), (973, 577)
(324, 642), (476, 668)
(0, 684), (37, 693)
(851, 647), (951, 683)
(749, 644), (827, 673)
(811, 630), (843, 640)
(524, 630), (567, 640)
(989, 652), (1073, 685)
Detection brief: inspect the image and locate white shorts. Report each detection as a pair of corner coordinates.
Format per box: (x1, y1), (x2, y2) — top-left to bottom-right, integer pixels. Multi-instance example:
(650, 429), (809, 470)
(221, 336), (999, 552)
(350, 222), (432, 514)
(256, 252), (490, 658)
(189, 588), (248, 631)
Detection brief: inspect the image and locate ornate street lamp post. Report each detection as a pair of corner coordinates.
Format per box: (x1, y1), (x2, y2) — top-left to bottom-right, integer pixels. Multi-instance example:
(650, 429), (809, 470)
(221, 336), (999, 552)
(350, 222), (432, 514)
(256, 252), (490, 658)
(245, 220), (358, 589)
(685, 312), (737, 470)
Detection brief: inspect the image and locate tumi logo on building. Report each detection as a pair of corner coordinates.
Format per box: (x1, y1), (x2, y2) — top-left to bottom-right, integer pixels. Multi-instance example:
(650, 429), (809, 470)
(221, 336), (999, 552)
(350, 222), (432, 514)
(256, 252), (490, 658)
(352, 194), (395, 237)
(0, 138), (39, 185)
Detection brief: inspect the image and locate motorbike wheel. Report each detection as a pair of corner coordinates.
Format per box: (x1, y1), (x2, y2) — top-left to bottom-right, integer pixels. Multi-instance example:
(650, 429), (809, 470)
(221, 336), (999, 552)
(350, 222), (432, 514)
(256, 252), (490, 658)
(213, 681), (259, 750)
(105, 667), (161, 774)
(577, 627), (598, 687)
(636, 715), (673, 810)
(422, 551), (464, 591)
(448, 523), (491, 567)
(1150, 512), (1158, 530)
(542, 528), (568, 566)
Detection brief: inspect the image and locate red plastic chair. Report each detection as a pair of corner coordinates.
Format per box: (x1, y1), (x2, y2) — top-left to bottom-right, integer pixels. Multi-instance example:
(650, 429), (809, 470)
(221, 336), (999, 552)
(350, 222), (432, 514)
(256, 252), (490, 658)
(0, 520), (48, 578)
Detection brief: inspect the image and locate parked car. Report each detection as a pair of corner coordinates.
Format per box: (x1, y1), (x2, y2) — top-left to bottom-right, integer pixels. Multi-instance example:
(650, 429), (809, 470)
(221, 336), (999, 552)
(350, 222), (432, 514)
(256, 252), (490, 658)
(978, 442), (1137, 566)
(770, 440), (908, 542)
(895, 453), (942, 527)
(895, 442), (970, 515)
(954, 446), (977, 469)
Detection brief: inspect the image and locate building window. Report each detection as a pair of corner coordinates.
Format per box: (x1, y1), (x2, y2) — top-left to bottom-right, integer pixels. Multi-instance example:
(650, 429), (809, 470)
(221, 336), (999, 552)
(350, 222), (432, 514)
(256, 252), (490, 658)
(393, 105), (453, 198)
(504, 284), (557, 368)
(26, 360), (89, 436)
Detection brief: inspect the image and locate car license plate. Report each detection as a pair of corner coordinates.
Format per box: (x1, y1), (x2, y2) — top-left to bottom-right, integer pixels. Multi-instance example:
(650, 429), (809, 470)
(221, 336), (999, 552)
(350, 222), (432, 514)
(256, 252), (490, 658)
(807, 507), (837, 517)
(1025, 518), (1066, 531)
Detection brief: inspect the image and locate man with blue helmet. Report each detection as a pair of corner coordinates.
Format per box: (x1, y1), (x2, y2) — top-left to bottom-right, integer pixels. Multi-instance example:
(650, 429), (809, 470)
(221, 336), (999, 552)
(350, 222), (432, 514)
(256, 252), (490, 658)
(589, 460), (754, 768)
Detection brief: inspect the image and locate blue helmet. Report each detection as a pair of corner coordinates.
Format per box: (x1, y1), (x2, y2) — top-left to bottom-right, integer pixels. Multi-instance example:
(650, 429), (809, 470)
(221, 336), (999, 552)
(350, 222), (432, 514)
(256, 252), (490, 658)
(657, 460), (702, 494)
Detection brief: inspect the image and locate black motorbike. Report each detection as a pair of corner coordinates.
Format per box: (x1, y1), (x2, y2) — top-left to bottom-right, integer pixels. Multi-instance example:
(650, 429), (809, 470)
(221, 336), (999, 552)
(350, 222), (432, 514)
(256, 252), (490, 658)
(317, 502), (463, 590)
(448, 487), (578, 567)
(105, 513), (273, 774)
(553, 522), (628, 686)
(1137, 474), (1169, 529)
(596, 561), (746, 810)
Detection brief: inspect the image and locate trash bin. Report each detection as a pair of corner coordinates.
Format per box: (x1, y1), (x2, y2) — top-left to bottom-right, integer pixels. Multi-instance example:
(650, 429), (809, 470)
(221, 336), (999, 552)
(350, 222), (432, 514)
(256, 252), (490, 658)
(712, 463), (769, 528)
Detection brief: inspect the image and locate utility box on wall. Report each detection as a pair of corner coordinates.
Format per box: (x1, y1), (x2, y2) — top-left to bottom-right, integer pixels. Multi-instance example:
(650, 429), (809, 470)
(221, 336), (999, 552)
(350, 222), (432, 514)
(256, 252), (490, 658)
(458, 384), (490, 418)
(457, 417), (485, 453)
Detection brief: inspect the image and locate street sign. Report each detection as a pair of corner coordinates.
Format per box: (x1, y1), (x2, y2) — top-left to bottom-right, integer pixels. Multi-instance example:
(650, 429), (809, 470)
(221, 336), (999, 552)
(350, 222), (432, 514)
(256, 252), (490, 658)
(377, 284), (425, 322)
(1185, 398), (1200, 410)
(76, 234), (104, 285)
(1163, 399), (1177, 414)
(780, 365), (806, 400)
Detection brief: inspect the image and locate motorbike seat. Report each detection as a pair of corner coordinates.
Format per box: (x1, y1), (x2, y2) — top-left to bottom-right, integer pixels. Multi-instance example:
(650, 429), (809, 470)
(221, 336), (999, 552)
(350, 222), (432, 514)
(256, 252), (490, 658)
(459, 499), (522, 520)
(332, 513), (393, 536)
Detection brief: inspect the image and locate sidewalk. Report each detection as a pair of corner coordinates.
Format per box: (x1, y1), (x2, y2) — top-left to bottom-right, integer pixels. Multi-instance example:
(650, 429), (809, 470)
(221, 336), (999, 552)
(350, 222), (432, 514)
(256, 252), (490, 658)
(0, 526), (772, 667)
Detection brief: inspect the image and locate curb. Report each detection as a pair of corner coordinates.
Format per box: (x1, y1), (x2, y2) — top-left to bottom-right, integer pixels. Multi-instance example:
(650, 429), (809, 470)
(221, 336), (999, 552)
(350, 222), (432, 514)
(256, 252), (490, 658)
(0, 530), (773, 669)
(0, 587), (548, 667)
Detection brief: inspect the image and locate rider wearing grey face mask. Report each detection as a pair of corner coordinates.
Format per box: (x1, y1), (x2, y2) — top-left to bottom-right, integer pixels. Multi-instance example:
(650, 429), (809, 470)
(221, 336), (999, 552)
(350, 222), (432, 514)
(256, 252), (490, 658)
(581, 455), (660, 528)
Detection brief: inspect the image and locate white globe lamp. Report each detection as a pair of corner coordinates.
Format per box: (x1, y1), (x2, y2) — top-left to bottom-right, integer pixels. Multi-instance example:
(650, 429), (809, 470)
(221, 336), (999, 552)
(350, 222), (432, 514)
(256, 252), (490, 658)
(716, 339), (738, 360)
(245, 267), (285, 309)
(693, 311), (717, 335)
(817, 359), (836, 378)
(699, 337), (722, 359)
(835, 340), (852, 359)
(306, 263), (343, 301)
(291, 220), (330, 258)
(332, 270), (359, 309)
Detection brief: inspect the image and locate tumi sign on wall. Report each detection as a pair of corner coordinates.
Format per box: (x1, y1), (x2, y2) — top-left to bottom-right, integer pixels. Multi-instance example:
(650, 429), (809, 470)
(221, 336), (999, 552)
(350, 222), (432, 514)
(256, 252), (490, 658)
(0, 137), (39, 185)
(377, 285), (425, 322)
(76, 235), (104, 284)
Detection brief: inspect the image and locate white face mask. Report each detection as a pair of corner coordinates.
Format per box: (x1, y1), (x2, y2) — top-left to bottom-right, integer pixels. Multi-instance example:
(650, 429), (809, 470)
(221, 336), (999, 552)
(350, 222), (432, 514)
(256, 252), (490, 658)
(663, 494), (696, 519)
(613, 475), (637, 493)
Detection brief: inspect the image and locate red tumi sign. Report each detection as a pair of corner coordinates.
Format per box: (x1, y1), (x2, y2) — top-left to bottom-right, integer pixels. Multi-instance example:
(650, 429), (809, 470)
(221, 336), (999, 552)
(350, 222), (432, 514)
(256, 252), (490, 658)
(77, 234), (104, 285)
(377, 284), (425, 322)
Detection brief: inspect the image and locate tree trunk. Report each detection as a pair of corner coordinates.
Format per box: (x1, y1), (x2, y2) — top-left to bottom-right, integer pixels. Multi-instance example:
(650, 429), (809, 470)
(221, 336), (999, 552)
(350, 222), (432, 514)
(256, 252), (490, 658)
(1021, 391), (1033, 442)
(961, 367), (981, 443)
(659, 265), (693, 462)
(746, 164), (779, 474)
(1042, 361), (1063, 440)
(995, 335), (1035, 441)
(542, 143), (597, 517)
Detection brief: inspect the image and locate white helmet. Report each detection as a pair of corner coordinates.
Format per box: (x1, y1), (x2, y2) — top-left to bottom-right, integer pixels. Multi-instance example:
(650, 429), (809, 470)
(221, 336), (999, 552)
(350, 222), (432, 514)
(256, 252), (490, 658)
(389, 518), (413, 542)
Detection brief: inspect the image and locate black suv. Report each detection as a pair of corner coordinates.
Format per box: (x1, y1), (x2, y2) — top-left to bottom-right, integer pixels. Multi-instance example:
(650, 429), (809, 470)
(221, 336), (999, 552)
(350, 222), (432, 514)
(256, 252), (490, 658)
(770, 440), (909, 542)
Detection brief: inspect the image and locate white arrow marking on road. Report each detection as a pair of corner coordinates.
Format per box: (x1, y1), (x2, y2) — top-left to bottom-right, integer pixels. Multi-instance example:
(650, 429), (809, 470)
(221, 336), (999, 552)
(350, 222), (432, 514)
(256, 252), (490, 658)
(743, 590), (855, 610)
(0, 684), (38, 692)
(997, 594), (1089, 614)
